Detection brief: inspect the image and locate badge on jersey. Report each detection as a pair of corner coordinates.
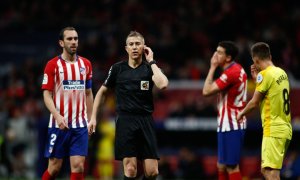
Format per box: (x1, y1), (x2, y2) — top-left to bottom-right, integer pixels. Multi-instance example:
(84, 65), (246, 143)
(256, 73), (263, 83)
(141, 81), (149, 90)
(49, 147), (53, 153)
(42, 74), (48, 84)
(80, 67), (86, 75)
(220, 74), (228, 83)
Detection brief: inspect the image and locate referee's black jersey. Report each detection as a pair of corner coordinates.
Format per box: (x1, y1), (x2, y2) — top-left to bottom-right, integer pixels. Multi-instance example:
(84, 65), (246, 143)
(103, 60), (154, 115)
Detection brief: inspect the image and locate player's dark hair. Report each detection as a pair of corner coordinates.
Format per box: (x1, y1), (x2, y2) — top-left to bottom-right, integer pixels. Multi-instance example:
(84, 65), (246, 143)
(59, 27), (76, 40)
(126, 31), (144, 44)
(218, 41), (239, 61)
(251, 42), (271, 60)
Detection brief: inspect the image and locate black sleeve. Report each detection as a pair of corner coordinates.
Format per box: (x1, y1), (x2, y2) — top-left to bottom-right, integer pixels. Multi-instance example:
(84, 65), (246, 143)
(103, 64), (117, 88)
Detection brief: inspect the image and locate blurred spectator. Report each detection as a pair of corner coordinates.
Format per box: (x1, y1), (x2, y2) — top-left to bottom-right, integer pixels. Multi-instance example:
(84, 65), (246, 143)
(281, 151), (300, 179)
(5, 106), (36, 179)
(94, 109), (115, 180)
(177, 147), (205, 179)
(1, 0), (300, 80)
(157, 155), (175, 180)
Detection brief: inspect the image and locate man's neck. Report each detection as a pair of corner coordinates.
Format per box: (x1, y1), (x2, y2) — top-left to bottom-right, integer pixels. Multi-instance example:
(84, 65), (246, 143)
(260, 60), (274, 70)
(61, 53), (76, 63)
(222, 61), (235, 70)
(128, 58), (142, 68)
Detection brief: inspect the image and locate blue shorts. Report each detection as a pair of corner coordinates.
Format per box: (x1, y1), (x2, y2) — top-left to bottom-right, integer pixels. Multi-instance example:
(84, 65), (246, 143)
(44, 127), (88, 158)
(218, 130), (245, 165)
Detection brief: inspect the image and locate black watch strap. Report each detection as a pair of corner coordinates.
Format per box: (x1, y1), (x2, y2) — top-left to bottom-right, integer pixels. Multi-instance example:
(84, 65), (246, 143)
(149, 60), (157, 66)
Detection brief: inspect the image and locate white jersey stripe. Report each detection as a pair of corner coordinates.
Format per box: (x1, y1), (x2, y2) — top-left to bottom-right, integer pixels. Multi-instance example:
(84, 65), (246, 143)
(71, 63), (77, 128)
(79, 58), (88, 126)
(217, 96), (223, 132)
(222, 94), (228, 132)
(56, 60), (63, 128)
(71, 92), (76, 128)
(66, 63), (73, 125)
(54, 87), (60, 128)
(232, 109), (238, 129)
(50, 114), (54, 127)
(78, 58), (85, 127)
(71, 63), (79, 128)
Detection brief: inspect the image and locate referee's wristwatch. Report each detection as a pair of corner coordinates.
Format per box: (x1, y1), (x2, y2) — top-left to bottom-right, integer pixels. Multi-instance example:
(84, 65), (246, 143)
(148, 60), (157, 66)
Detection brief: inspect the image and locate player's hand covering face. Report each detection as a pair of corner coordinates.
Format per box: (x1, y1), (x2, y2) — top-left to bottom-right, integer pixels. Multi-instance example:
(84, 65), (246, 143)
(126, 36), (144, 60)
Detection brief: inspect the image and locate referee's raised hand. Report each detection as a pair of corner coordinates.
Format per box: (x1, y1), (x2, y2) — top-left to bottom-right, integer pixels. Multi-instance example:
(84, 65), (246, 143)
(143, 45), (154, 63)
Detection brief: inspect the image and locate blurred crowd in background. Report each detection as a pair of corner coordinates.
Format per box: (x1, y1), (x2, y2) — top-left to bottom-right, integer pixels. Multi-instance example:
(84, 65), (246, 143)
(1, 0), (300, 179)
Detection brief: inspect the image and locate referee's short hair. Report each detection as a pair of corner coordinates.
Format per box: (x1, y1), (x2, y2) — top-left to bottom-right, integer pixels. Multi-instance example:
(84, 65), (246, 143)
(126, 31), (145, 45)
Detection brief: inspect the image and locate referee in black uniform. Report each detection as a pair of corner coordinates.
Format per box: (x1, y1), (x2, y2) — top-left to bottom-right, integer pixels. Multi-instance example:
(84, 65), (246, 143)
(88, 31), (168, 180)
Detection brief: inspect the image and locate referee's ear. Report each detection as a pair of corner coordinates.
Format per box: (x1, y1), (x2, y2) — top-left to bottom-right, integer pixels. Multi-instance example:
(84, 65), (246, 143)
(125, 45), (129, 54)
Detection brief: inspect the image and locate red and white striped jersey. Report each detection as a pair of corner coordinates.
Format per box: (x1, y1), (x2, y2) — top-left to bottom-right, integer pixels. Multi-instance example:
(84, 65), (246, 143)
(215, 62), (247, 132)
(42, 55), (93, 128)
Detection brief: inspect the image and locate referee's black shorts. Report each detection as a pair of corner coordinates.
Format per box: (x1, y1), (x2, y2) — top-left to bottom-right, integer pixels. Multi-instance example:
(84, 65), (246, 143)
(114, 113), (159, 161)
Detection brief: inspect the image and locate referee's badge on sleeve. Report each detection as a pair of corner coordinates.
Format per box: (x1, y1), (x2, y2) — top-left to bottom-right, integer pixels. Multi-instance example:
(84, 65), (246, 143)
(141, 81), (149, 90)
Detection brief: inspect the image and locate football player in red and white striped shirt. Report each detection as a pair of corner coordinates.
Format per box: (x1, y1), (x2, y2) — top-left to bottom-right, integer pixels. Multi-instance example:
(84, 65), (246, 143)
(203, 41), (247, 180)
(41, 27), (93, 180)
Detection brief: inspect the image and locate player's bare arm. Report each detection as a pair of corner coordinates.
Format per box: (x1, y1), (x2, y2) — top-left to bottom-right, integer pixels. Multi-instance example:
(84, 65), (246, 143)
(237, 90), (264, 123)
(203, 52), (221, 96)
(43, 90), (69, 130)
(88, 85), (108, 136)
(85, 88), (93, 121)
(144, 46), (169, 89)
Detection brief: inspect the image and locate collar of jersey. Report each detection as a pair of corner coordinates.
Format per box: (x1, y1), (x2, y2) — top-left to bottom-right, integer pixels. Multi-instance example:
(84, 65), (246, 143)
(224, 61), (236, 71)
(59, 54), (78, 63)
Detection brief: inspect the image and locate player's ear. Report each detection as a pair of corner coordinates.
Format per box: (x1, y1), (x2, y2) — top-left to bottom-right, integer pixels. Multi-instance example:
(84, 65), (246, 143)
(59, 40), (64, 48)
(226, 55), (232, 62)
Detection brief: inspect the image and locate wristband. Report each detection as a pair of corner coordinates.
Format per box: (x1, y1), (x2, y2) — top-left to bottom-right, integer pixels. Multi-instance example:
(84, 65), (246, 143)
(148, 60), (157, 66)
